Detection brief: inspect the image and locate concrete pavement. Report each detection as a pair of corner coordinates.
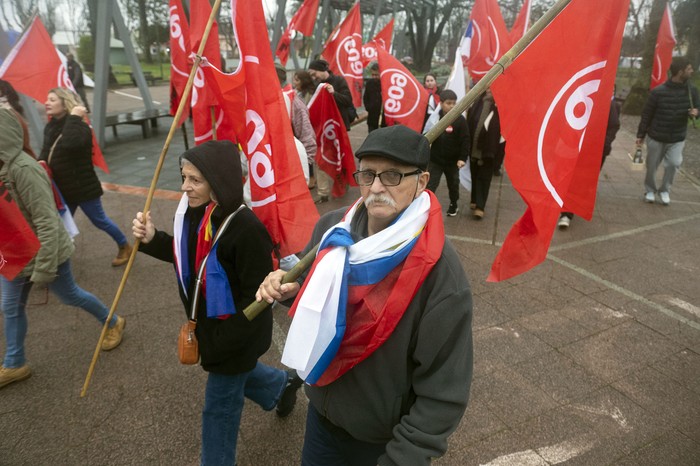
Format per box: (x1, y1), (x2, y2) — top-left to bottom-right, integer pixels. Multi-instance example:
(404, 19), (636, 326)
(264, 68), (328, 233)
(1, 85), (699, 465)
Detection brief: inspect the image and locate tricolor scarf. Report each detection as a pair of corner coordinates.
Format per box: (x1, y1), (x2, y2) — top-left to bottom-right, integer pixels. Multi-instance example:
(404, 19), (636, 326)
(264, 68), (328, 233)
(282, 190), (444, 385)
(173, 194), (235, 319)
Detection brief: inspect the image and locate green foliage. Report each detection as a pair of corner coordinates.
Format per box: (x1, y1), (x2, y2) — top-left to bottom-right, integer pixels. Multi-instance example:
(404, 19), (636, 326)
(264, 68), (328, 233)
(78, 35), (95, 69)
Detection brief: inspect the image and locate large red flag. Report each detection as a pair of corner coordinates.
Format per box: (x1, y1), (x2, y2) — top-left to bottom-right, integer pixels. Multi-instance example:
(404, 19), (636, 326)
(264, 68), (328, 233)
(376, 47), (428, 132)
(308, 85), (357, 198)
(466, 0), (511, 81)
(488, 0), (629, 282)
(0, 181), (41, 281)
(0, 17), (109, 173)
(651, 3), (676, 90)
(321, 2), (363, 107)
(361, 19), (394, 66)
(275, 0), (321, 66)
(168, 0), (191, 125)
(230, 0), (319, 257)
(509, 0), (532, 44)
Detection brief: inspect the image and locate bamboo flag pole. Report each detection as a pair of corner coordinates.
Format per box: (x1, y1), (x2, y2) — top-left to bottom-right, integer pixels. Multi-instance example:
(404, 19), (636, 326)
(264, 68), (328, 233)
(243, 0), (574, 321)
(80, 0), (223, 397)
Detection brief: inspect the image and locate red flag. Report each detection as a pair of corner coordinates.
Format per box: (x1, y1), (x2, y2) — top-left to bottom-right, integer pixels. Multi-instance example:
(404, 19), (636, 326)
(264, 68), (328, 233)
(488, 0), (629, 282)
(308, 85), (357, 198)
(376, 47), (428, 132)
(0, 181), (41, 281)
(509, 0), (532, 44)
(321, 2), (363, 107)
(651, 3), (676, 90)
(190, 0), (233, 144)
(0, 17), (109, 173)
(466, 0), (511, 81)
(230, 0), (319, 257)
(169, 0), (191, 125)
(275, 0), (321, 66)
(361, 19), (394, 66)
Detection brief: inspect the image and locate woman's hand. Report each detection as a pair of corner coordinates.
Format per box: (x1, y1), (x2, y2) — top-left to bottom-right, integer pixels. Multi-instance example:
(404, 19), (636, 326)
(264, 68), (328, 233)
(132, 211), (156, 243)
(256, 269), (301, 304)
(71, 105), (87, 118)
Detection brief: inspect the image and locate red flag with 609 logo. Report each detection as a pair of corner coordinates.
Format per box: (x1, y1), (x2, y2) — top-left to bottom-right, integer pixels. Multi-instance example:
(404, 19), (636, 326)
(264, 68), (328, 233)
(376, 47), (428, 133)
(229, 0), (318, 257)
(650, 4), (676, 90)
(361, 19), (394, 66)
(307, 85), (357, 198)
(168, 0), (191, 126)
(321, 2), (363, 108)
(488, 0), (629, 282)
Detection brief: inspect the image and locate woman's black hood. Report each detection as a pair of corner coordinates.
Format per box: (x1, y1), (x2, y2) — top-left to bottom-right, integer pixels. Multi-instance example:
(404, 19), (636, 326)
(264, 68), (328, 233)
(181, 140), (243, 215)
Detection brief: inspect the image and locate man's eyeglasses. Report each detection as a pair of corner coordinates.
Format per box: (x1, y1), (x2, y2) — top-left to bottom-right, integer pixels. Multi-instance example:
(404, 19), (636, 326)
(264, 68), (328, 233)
(353, 169), (422, 187)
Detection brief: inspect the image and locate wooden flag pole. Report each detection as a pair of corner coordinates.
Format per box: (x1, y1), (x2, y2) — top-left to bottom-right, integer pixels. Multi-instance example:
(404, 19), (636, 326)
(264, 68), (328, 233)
(80, 0), (223, 397)
(243, 0), (574, 321)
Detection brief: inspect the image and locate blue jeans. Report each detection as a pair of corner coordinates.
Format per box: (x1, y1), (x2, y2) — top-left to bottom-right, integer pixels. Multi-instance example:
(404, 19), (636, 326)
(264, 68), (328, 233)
(1, 260), (115, 368)
(301, 404), (386, 466)
(68, 197), (128, 247)
(201, 362), (288, 466)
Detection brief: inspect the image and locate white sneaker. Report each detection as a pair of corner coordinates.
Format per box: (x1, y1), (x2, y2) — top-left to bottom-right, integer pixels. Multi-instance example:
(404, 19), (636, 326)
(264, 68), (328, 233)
(558, 216), (571, 229)
(659, 191), (670, 205)
(644, 192), (655, 203)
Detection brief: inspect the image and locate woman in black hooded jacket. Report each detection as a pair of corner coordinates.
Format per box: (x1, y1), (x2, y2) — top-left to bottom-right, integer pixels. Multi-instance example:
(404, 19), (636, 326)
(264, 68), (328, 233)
(132, 140), (300, 465)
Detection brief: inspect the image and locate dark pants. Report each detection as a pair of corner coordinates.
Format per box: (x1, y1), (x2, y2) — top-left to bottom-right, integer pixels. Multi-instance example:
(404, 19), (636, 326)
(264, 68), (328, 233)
(301, 404), (386, 466)
(427, 162), (460, 204)
(470, 157), (494, 210)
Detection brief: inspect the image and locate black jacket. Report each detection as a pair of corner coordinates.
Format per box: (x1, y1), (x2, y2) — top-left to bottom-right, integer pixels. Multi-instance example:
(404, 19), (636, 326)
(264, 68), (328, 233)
(468, 96), (502, 161)
(140, 206), (274, 375)
(324, 72), (355, 129)
(430, 111), (470, 166)
(140, 141), (274, 375)
(637, 79), (699, 143)
(39, 114), (103, 205)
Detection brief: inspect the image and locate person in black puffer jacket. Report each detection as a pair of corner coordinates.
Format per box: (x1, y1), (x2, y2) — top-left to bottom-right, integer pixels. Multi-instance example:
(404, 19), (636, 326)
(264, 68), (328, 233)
(40, 88), (132, 266)
(132, 141), (301, 465)
(636, 57), (699, 205)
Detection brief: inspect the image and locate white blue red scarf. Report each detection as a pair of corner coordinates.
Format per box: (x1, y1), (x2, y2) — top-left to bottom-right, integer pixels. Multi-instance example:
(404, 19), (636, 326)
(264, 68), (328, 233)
(173, 194), (235, 319)
(282, 190), (444, 385)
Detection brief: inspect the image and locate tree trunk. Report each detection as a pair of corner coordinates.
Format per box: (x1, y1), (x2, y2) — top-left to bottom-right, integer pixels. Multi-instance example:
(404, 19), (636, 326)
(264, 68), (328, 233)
(622, 0), (665, 115)
(138, 0), (152, 63)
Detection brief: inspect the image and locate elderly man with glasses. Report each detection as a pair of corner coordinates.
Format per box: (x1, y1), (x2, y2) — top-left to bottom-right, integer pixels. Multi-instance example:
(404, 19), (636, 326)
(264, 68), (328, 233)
(257, 125), (473, 466)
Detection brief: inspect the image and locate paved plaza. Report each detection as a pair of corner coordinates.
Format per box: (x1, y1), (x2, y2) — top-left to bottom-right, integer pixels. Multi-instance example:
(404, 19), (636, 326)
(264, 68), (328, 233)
(1, 86), (699, 465)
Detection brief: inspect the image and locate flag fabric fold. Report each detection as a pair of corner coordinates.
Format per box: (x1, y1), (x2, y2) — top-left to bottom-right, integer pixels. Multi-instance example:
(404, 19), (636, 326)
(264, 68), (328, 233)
(465, 0), (511, 81)
(488, 0), (630, 282)
(168, 0), (192, 125)
(0, 17), (108, 173)
(229, 0), (319, 257)
(376, 47), (428, 132)
(307, 85), (357, 198)
(321, 2), (363, 107)
(275, 0), (321, 65)
(651, 3), (676, 90)
(361, 19), (394, 66)
(509, 0), (532, 44)
(0, 180), (41, 281)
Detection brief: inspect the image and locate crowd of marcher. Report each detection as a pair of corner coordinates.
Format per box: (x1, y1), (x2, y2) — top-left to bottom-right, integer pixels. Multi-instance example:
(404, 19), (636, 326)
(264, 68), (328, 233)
(0, 52), (697, 466)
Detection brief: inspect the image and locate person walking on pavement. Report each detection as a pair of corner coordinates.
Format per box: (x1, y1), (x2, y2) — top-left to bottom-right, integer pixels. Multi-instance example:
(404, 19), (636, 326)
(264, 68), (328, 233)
(257, 125), (473, 466)
(308, 59), (356, 205)
(66, 53), (90, 113)
(0, 108), (125, 389)
(132, 141), (301, 465)
(40, 88), (132, 266)
(636, 56), (699, 206)
(427, 89), (470, 217)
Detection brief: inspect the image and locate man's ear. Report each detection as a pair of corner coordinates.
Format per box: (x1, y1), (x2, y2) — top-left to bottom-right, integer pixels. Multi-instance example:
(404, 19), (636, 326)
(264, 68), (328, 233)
(415, 171), (430, 197)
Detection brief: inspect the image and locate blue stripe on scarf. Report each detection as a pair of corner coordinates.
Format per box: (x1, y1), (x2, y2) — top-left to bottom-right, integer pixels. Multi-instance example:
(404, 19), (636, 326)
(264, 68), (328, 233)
(304, 226), (416, 384)
(204, 241), (236, 318)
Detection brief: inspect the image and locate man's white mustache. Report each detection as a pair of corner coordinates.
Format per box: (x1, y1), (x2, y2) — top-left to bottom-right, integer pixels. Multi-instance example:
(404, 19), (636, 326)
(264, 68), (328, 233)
(364, 194), (396, 208)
